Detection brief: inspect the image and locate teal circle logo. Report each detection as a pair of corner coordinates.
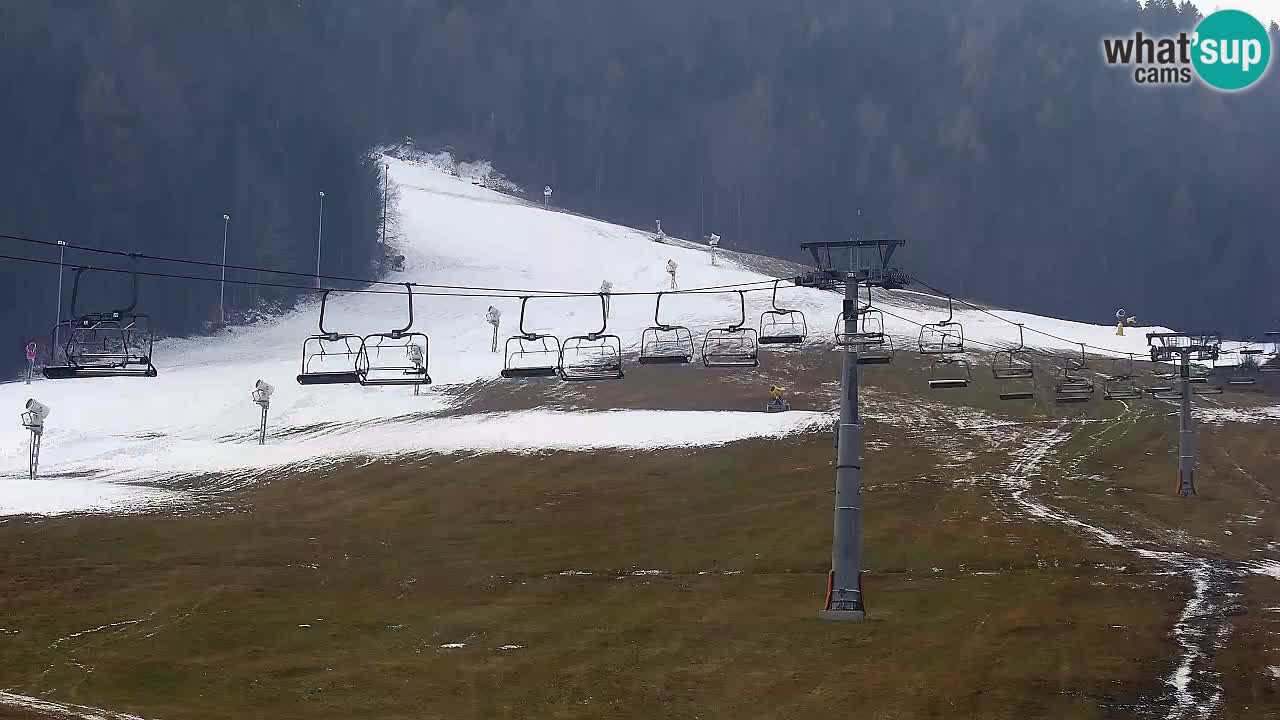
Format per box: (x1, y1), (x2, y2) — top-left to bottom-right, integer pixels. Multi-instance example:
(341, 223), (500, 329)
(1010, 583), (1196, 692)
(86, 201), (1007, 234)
(1192, 9), (1271, 91)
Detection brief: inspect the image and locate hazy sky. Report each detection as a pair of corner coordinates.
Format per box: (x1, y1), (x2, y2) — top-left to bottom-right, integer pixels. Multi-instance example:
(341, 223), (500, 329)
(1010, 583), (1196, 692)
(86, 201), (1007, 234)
(1188, 0), (1280, 25)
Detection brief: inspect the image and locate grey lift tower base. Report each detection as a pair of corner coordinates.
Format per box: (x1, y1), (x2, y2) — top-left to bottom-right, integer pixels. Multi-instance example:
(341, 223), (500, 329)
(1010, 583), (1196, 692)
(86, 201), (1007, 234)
(797, 239), (908, 621)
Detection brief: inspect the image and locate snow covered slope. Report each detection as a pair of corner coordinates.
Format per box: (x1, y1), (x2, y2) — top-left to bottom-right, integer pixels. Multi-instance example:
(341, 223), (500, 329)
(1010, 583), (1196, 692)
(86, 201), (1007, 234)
(0, 155), (1188, 515)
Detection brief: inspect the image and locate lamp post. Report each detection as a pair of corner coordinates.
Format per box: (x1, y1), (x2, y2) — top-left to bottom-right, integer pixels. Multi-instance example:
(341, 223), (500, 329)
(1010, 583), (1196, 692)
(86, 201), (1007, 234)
(53, 240), (66, 358)
(381, 164), (389, 244)
(315, 191), (325, 288)
(220, 214), (230, 325)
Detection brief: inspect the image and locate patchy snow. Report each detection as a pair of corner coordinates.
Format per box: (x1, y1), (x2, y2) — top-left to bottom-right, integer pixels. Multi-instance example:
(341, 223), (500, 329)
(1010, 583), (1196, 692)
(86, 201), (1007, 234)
(0, 154), (1201, 514)
(439, 643), (466, 649)
(496, 644), (524, 651)
(1197, 405), (1280, 425)
(1248, 560), (1280, 580)
(0, 476), (178, 517)
(0, 691), (152, 720)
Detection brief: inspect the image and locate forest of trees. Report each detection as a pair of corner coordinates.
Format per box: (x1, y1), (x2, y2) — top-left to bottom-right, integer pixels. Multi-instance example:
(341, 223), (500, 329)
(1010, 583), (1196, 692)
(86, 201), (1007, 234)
(1, 0), (1277, 375)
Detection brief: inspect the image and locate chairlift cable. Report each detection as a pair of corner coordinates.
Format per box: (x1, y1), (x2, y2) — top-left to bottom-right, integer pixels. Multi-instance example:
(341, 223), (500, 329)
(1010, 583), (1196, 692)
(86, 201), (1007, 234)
(0, 251), (778, 299)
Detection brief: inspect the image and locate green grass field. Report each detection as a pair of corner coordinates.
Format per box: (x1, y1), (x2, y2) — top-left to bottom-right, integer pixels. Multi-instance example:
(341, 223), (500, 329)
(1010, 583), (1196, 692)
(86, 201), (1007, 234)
(1, 350), (1277, 719)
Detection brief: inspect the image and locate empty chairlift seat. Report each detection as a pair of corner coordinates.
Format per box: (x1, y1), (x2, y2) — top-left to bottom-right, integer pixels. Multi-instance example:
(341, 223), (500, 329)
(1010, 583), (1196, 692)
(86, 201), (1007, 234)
(1055, 366), (1094, 404)
(758, 280), (807, 345)
(992, 323), (1035, 400)
(639, 292), (696, 365)
(559, 294), (624, 381)
(43, 261), (159, 380)
(1102, 353), (1142, 400)
(835, 284), (894, 365)
(929, 356), (972, 389)
(1228, 349), (1262, 386)
(501, 296), (562, 379)
(356, 284), (431, 387)
(297, 290), (363, 386)
(703, 291), (759, 367)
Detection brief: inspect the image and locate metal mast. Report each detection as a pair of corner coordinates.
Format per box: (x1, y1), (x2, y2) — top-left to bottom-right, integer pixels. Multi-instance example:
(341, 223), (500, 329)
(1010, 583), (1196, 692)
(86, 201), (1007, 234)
(796, 238), (908, 620)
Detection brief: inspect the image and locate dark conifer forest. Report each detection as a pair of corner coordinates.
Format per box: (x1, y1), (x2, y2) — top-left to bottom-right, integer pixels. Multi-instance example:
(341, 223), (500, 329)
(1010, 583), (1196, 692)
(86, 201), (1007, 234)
(1, 0), (1277, 374)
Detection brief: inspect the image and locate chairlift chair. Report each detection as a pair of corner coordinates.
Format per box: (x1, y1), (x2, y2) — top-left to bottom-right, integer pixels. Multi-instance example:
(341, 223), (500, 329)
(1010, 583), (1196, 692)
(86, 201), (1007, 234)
(501, 296), (562, 379)
(297, 290), (363, 385)
(702, 291), (760, 367)
(918, 295), (964, 355)
(1262, 331), (1280, 372)
(1055, 365), (1094, 403)
(834, 285), (893, 365)
(1227, 349), (1261, 386)
(355, 284), (431, 387)
(854, 310), (895, 365)
(928, 355), (972, 389)
(43, 261), (158, 380)
(1102, 353), (1143, 400)
(638, 292), (696, 365)
(992, 323), (1035, 400)
(1067, 343), (1088, 372)
(758, 280), (807, 345)
(559, 294), (624, 381)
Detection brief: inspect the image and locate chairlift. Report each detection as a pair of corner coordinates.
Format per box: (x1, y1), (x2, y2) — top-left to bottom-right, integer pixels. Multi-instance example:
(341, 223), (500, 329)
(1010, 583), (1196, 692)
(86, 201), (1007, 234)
(1055, 365), (1094, 403)
(918, 296), (964, 355)
(638, 292), (695, 365)
(356, 283), (431, 387)
(1187, 362), (1211, 384)
(1227, 349), (1260, 386)
(991, 324), (1035, 400)
(1103, 353), (1143, 400)
(1262, 331), (1280, 372)
(1068, 343), (1088, 371)
(758, 280), (807, 345)
(703, 291), (759, 367)
(297, 290), (363, 385)
(928, 355), (972, 389)
(834, 285), (893, 364)
(559, 294), (624, 381)
(501, 296), (562, 378)
(44, 259), (158, 380)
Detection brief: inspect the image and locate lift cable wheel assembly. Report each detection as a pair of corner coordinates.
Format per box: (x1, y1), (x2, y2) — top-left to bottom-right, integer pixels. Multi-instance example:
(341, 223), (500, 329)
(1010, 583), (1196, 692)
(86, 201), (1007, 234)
(356, 283), (431, 388)
(638, 292), (696, 365)
(702, 290), (760, 368)
(559, 293), (625, 381)
(500, 296), (562, 379)
(43, 256), (158, 380)
(758, 279), (808, 345)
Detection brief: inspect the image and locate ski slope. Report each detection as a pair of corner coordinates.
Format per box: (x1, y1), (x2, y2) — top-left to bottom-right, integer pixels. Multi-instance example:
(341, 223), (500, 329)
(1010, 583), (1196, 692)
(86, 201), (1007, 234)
(0, 155), (1189, 515)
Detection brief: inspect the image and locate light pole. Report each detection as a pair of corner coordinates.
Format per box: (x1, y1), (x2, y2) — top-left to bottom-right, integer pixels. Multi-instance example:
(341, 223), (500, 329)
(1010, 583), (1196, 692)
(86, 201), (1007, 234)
(53, 240), (66, 360)
(381, 164), (389, 245)
(220, 214), (230, 325)
(315, 191), (325, 288)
